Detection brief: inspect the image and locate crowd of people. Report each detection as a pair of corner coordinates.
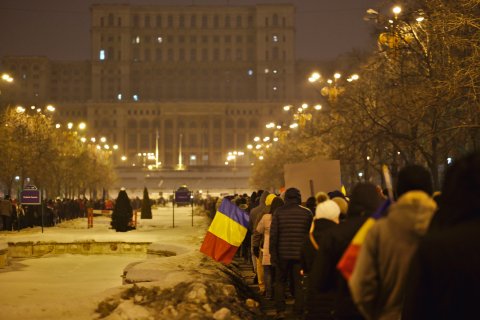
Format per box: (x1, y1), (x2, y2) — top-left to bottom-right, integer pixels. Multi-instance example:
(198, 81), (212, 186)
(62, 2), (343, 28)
(223, 151), (480, 319)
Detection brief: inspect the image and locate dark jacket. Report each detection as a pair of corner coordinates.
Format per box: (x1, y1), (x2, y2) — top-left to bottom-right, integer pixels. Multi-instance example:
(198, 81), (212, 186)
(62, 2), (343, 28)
(402, 215), (480, 320)
(301, 218), (337, 274)
(269, 190), (312, 263)
(309, 215), (367, 319)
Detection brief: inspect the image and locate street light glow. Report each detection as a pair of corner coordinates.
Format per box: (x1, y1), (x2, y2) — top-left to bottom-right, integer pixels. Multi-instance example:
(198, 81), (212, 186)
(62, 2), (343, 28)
(121, 156), (127, 161)
(113, 144), (118, 150)
(283, 105), (291, 111)
(416, 16), (425, 22)
(247, 144), (253, 149)
(254, 136), (260, 142)
(351, 74), (360, 80)
(55, 123), (61, 129)
(15, 106), (25, 113)
(80, 137), (87, 143)
(100, 137), (107, 143)
(308, 72), (321, 83)
(78, 122), (86, 130)
(334, 73), (341, 79)
(290, 123), (298, 129)
(67, 122), (73, 129)
(392, 6), (402, 15)
(46, 105), (55, 112)
(314, 104), (322, 110)
(301, 103), (308, 109)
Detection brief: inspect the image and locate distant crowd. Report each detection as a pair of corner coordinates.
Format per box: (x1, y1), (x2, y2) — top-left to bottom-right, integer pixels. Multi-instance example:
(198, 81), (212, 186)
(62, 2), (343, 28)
(0, 196), (162, 231)
(205, 151), (480, 319)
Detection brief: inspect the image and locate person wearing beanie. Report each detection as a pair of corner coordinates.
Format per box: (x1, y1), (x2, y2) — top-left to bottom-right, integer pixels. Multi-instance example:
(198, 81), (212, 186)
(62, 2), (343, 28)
(349, 165), (436, 320)
(301, 200), (341, 319)
(309, 182), (383, 320)
(270, 187), (313, 319)
(256, 196), (285, 300)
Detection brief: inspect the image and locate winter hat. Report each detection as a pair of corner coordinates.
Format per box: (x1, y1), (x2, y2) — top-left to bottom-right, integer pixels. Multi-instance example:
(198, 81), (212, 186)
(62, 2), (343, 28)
(396, 165), (433, 198)
(285, 188), (301, 204)
(265, 194), (276, 206)
(331, 197), (348, 215)
(315, 200), (341, 223)
(315, 192), (329, 204)
(328, 190), (346, 200)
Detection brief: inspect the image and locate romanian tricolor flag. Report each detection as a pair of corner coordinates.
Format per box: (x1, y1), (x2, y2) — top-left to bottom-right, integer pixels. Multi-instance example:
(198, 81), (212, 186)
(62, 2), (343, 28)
(337, 199), (391, 280)
(200, 198), (249, 264)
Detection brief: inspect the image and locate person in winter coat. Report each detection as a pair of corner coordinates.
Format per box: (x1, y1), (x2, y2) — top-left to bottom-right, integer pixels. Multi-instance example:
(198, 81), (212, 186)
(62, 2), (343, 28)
(402, 152), (480, 319)
(111, 189), (133, 232)
(302, 199), (341, 320)
(269, 187), (313, 319)
(249, 190), (270, 291)
(349, 165), (435, 320)
(309, 182), (383, 320)
(256, 196), (285, 299)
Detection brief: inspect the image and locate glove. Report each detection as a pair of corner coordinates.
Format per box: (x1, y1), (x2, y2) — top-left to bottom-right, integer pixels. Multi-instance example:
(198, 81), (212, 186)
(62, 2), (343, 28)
(253, 246), (260, 258)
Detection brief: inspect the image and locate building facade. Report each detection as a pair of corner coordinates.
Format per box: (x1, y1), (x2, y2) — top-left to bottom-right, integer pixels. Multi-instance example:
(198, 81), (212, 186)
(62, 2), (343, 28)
(0, 4), (329, 193)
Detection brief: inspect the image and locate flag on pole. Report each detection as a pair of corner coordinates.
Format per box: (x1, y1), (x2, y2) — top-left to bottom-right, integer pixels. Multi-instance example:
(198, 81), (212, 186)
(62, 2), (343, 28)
(200, 198), (249, 264)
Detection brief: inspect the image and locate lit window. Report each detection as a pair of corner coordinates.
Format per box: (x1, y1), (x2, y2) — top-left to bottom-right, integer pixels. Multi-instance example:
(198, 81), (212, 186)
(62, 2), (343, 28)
(247, 69), (253, 76)
(133, 94), (139, 101)
(99, 50), (105, 60)
(272, 35), (279, 42)
(190, 155), (196, 161)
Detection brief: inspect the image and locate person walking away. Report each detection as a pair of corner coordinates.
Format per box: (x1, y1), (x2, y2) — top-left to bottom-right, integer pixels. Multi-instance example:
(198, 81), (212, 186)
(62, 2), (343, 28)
(402, 152), (480, 319)
(250, 190), (269, 290)
(270, 187), (313, 319)
(309, 182), (383, 320)
(255, 196), (284, 299)
(349, 165), (436, 320)
(302, 199), (341, 319)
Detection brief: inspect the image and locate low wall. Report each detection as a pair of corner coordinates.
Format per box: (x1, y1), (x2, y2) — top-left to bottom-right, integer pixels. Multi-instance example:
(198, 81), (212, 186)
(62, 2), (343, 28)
(7, 241), (152, 258)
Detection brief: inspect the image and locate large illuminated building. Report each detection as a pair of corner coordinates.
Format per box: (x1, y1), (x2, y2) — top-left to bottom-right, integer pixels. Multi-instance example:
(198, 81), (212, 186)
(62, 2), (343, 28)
(1, 4), (321, 194)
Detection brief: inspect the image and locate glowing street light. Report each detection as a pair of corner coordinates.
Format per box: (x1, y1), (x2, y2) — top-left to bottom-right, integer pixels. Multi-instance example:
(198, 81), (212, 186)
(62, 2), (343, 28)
(46, 105), (55, 112)
(67, 122), (74, 130)
(78, 122), (86, 130)
(314, 104), (322, 110)
(308, 72), (321, 83)
(15, 106), (25, 113)
(392, 6), (402, 16)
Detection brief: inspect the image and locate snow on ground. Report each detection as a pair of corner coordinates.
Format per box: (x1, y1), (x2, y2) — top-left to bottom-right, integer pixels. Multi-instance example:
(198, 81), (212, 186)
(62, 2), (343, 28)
(0, 205), (212, 320)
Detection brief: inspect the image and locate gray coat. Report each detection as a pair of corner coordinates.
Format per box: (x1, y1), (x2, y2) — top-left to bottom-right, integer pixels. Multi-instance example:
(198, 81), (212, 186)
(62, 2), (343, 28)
(349, 191), (437, 320)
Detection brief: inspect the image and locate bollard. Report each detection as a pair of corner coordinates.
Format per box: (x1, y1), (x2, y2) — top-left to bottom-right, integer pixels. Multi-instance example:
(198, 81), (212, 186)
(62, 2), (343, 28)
(87, 208), (93, 228)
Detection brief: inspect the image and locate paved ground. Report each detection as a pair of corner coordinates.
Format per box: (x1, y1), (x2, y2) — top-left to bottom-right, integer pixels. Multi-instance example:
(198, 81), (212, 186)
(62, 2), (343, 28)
(234, 257), (299, 320)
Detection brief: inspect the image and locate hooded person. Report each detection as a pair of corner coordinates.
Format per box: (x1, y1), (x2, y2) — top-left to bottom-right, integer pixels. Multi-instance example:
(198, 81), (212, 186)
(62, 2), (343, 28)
(308, 182), (383, 320)
(111, 189), (133, 232)
(349, 165), (436, 320)
(269, 187), (313, 319)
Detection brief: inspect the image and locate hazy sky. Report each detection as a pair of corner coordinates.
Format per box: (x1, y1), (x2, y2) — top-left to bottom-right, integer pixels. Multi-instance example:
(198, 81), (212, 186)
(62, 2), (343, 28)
(0, 0), (382, 61)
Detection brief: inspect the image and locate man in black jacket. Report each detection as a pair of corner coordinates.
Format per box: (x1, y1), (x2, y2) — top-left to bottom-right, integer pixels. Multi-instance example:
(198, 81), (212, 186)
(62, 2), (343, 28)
(270, 188), (313, 319)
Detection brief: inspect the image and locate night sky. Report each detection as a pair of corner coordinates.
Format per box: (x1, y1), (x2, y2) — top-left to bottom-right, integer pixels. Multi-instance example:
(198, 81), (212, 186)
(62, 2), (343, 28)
(0, 0), (382, 62)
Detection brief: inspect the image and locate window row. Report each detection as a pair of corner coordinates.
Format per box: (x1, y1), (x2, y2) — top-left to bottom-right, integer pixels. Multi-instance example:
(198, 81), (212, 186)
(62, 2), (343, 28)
(100, 12), (288, 29)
